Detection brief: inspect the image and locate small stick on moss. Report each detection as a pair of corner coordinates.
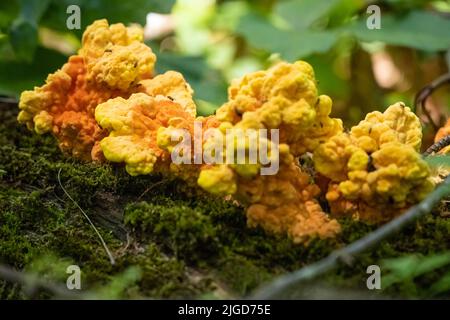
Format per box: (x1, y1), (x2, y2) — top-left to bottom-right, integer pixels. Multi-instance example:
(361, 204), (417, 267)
(57, 168), (116, 266)
(137, 180), (165, 201)
(423, 135), (450, 156)
(251, 175), (450, 299)
(414, 73), (450, 132)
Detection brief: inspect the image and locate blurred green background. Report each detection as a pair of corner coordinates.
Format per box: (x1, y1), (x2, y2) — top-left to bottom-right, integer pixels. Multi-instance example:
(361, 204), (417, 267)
(1, 0), (450, 127)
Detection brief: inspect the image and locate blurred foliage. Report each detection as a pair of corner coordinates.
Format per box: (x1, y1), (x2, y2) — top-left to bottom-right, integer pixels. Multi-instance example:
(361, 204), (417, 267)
(381, 252), (450, 297)
(425, 154), (450, 167)
(0, 0), (449, 119)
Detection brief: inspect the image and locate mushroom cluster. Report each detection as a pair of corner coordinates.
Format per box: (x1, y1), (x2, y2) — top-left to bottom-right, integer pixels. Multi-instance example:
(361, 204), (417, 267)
(18, 19), (434, 244)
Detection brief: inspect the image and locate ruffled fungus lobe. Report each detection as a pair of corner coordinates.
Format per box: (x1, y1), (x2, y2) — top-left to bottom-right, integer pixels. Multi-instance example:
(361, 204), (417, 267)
(81, 19), (156, 90)
(314, 103), (434, 222)
(139, 71), (196, 117)
(95, 92), (195, 176)
(197, 141), (341, 243)
(157, 114), (221, 186)
(95, 68), (202, 178)
(215, 60), (343, 156)
(237, 149), (340, 243)
(17, 19), (156, 161)
(197, 61), (342, 242)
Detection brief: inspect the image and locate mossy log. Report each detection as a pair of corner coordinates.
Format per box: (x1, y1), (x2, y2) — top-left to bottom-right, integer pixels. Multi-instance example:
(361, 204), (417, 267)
(1, 102), (450, 299)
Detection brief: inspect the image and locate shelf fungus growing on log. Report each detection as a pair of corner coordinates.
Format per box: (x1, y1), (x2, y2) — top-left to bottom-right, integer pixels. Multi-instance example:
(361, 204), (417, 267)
(17, 19), (436, 244)
(314, 103), (435, 222)
(17, 19), (156, 161)
(96, 70), (217, 182)
(95, 79), (201, 177)
(197, 61), (343, 242)
(214, 61), (343, 156)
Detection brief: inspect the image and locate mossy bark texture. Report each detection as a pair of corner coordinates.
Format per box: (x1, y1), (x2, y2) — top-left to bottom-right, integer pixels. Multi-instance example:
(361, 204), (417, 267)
(1, 103), (449, 299)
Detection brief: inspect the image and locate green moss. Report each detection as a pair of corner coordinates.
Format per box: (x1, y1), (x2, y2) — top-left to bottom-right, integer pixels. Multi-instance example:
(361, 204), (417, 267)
(125, 200), (221, 263)
(1, 105), (450, 299)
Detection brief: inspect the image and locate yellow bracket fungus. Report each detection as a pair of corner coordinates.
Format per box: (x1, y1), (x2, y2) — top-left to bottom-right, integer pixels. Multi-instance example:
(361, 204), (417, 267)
(314, 103), (434, 222)
(17, 19), (436, 244)
(18, 19), (156, 161)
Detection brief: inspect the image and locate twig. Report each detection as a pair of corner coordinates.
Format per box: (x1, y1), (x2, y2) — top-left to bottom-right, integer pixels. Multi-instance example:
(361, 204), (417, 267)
(423, 135), (450, 156)
(251, 175), (450, 299)
(0, 263), (88, 299)
(137, 180), (165, 201)
(0, 96), (18, 105)
(414, 73), (450, 132)
(57, 168), (116, 266)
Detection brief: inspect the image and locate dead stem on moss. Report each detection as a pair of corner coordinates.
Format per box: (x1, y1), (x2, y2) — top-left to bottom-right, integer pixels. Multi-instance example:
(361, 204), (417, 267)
(57, 168), (116, 265)
(137, 180), (166, 201)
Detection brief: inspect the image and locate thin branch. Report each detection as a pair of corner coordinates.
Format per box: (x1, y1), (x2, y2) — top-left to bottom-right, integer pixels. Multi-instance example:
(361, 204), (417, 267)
(0, 263), (89, 299)
(137, 180), (165, 201)
(0, 96), (18, 105)
(414, 73), (450, 132)
(57, 168), (116, 266)
(423, 135), (450, 156)
(251, 175), (450, 299)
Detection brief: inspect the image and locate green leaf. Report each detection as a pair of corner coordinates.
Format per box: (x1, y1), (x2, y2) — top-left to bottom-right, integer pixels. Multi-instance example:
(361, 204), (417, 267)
(237, 12), (338, 60)
(381, 252), (450, 288)
(424, 155), (450, 169)
(94, 266), (142, 299)
(42, 0), (175, 37)
(326, 0), (365, 27)
(9, 19), (38, 62)
(0, 1), (20, 29)
(275, 0), (340, 30)
(18, 0), (50, 22)
(8, 0), (51, 62)
(0, 46), (68, 97)
(383, 0), (433, 11)
(307, 54), (350, 99)
(429, 270), (450, 295)
(154, 50), (227, 114)
(347, 10), (450, 51)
